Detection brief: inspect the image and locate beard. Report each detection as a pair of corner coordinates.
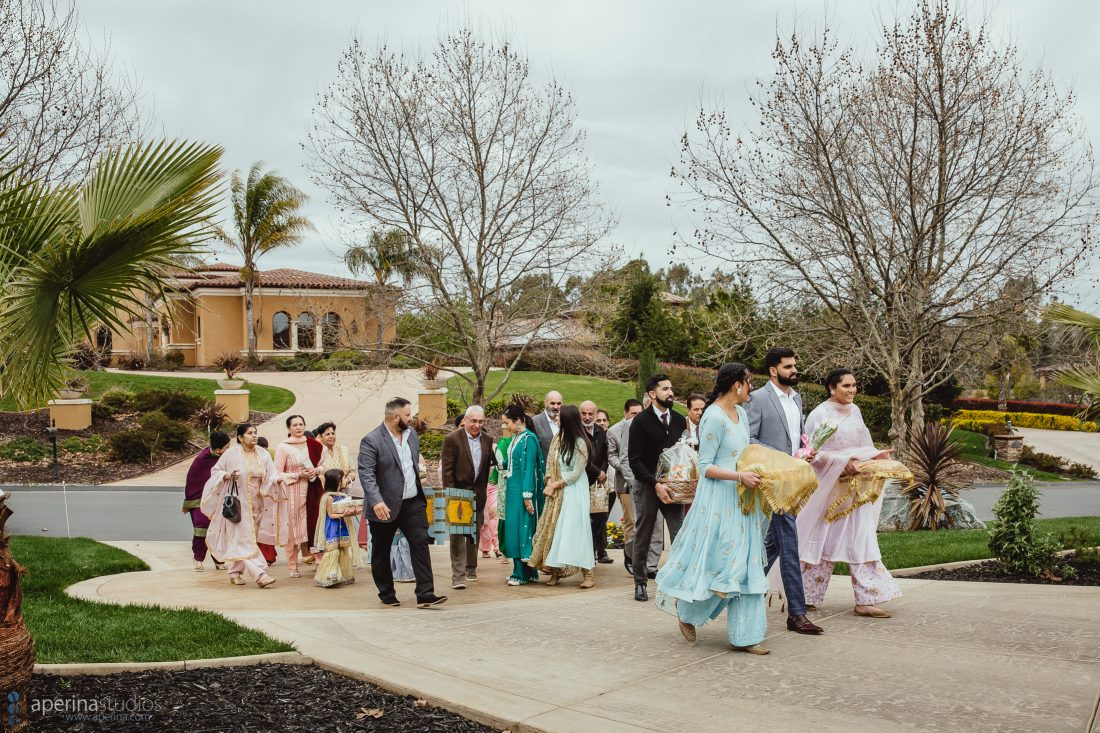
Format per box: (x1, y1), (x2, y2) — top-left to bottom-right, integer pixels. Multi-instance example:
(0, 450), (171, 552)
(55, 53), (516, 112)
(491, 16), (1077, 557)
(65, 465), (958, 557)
(397, 416), (410, 431)
(656, 396), (675, 409)
(547, 408), (560, 418)
(777, 373), (799, 387)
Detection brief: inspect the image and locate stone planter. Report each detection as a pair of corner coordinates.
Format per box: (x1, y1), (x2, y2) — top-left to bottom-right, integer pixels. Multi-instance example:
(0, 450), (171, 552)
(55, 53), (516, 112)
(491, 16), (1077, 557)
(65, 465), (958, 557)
(418, 387), (448, 429)
(422, 379), (447, 390)
(56, 389), (86, 400)
(988, 433), (1024, 463)
(215, 389), (250, 422)
(217, 379), (245, 390)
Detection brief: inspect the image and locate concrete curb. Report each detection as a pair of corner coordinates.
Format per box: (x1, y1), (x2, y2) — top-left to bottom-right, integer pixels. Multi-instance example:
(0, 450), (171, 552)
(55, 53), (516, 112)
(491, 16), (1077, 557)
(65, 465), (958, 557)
(892, 558), (993, 577)
(34, 652), (312, 676)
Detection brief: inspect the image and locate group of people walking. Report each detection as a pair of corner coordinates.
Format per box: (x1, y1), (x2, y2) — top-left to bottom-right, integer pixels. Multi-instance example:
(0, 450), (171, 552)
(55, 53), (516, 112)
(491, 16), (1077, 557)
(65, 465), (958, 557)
(184, 346), (901, 651)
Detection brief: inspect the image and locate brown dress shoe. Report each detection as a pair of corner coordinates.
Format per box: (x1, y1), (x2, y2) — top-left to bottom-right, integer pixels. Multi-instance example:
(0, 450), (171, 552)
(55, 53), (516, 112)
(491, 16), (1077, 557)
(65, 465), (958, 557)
(787, 614), (824, 634)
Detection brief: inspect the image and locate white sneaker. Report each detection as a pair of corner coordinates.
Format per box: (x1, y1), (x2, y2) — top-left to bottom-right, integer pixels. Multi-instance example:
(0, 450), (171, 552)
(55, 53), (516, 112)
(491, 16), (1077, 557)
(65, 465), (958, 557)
(451, 581), (466, 590)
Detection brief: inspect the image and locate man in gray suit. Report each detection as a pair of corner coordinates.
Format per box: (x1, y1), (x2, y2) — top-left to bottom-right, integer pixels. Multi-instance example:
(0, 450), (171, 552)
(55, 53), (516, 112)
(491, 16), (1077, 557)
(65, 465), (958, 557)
(607, 398), (663, 577)
(529, 390), (563, 460)
(359, 397), (447, 609)
(745, 348), (822, 634)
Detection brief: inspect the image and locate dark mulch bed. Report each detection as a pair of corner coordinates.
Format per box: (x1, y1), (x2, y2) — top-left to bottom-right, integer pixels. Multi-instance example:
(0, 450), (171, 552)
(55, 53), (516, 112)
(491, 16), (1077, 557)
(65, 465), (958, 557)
(909, 556), (1100, 586)
(0, 409), (274, 485)
(27, 664), (499, 732)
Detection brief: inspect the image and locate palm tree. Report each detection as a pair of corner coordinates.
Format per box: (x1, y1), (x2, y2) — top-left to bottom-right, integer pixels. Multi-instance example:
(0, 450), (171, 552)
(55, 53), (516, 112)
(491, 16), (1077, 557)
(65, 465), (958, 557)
(344, 228), (417, 353)
(0, 139), (223, 409)
(1045, 303), (1100, 409)
(219, 163), (313, 363)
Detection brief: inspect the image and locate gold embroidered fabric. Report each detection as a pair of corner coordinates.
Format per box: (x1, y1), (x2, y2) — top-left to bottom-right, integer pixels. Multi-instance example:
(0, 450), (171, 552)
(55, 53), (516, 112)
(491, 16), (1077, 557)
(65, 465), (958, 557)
(527, 436), (581, 579)
(735, 444), (819, 516)
(825, 459), (913, 522)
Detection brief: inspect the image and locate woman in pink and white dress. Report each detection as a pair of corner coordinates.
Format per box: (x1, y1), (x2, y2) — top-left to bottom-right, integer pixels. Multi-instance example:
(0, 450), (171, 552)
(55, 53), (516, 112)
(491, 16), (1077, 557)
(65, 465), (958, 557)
(796, 368), (901, 619)
(274, 415), (321, 578)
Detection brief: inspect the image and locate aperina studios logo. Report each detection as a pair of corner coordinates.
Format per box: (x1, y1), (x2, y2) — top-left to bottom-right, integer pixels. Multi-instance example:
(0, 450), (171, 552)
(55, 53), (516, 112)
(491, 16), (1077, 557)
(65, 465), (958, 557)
(24, 691), (161, 722)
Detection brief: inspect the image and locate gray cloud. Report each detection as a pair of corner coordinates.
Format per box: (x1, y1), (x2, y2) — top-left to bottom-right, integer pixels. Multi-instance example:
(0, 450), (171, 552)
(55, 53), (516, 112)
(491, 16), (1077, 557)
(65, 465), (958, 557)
(80, 0), (1099, 306)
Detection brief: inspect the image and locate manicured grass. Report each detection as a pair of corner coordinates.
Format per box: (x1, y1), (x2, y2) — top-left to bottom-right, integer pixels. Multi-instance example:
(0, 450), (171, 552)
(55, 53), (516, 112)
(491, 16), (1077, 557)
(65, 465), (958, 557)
(449, 370), (679, 415)
(953, 429), (1065, 482)
(12, 536), (295, 663)
(0, 371), (295, 414)
(831, 516), (1100, 575)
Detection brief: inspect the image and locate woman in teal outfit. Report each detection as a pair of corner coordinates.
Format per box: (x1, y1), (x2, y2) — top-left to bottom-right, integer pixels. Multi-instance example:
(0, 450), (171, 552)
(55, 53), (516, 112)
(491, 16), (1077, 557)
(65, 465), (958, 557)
(654, 362), (770, 654)
(498, 404), (546, 585)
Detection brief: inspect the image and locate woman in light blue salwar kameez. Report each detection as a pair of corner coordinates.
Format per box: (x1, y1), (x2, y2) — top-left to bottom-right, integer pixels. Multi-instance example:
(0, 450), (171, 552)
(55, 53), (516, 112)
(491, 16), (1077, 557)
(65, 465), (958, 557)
(655, 363), (771, 655)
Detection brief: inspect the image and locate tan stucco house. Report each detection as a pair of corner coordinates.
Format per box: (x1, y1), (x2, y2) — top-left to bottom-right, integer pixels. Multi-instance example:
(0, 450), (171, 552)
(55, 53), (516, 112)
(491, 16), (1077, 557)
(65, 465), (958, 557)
(105, 262), (395, 366)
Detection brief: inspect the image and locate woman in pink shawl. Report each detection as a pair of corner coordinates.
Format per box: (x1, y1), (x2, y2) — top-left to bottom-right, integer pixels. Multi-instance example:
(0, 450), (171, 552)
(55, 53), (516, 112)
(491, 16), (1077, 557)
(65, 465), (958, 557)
(796, 369), (901, 618)
(201, 423), (277, 588)
(275, 415), (323, 577)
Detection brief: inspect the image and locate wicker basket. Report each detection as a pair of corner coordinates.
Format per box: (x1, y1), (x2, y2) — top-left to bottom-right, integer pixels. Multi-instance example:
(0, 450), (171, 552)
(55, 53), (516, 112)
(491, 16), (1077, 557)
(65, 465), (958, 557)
(665, 479), (698, 504)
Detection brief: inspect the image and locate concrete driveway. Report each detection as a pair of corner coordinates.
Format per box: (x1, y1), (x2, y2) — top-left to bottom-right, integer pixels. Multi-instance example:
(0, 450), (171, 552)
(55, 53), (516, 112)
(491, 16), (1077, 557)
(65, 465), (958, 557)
(108, 369), (429, 487)
(1016, 427), (1100, 473)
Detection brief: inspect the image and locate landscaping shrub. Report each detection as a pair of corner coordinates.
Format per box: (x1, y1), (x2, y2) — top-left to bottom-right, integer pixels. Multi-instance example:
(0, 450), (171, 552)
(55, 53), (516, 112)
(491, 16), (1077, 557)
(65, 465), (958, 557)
(1019, 445), (1065, 474)
(418, 430), (445, 460)
(137, 411), (193, 451)
(987, 471), (1061, 576)
(658, 361), (713, 399)
(94, 387), (136, 419)
(323, 358), (357, 371)
(606, 521), (625, 549)
(132, 388), (204, 420)
(903, 423), (965, 530)
(72, 341), (110, 370)
(164, 350), (185, 368)
(62, 436), (104, 454)
(328, 348), (367, 365)
(1066, 462), (1098, 480)
(1056, 526), (1100, 565)
(510, 347), (635, 381)
(951, 409), (1098, 433)
(274, 354), (324, 372)
(109, 430), (154, 463)
(951, 398), (1081, 416)
(0, 436), (51, 462)
(116, 354), (147, 370)
(194, 400), (229, 433)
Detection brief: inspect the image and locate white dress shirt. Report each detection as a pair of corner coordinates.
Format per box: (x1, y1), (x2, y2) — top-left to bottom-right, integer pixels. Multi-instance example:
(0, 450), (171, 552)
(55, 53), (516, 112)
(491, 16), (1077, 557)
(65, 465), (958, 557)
(769, 380), (801, 455)
(545, 411), (560, 436)
(466, 430), (483, 479)
(391, 428), (418, 499)
(686, 419), (700, 446)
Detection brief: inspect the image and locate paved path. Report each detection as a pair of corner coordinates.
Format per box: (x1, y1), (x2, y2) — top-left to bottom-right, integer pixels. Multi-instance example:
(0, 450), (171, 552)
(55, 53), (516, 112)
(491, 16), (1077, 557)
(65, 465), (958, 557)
(1016, 426), (1100, 473)
(965, 481), (1100, 521)
(65, 540), (1100, 733)
(107, 368), (428, 487)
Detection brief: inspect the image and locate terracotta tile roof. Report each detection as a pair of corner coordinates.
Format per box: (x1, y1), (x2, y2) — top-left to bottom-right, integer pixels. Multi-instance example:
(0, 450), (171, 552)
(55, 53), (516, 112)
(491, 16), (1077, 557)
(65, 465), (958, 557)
(195, 262), (240, 272)
(189, 268), (369, 291)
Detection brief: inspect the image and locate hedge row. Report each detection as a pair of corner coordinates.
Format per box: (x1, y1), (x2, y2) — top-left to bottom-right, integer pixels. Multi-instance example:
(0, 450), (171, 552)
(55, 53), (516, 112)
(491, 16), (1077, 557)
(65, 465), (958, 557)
(951, 398), (1082, 416)
(951, 409), (1098, 433)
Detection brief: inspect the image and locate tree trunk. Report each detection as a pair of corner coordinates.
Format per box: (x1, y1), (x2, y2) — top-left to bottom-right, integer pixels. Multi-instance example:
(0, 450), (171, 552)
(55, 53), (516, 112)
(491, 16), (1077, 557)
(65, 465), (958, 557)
(144, 307), (155, 361)
(245, 277), (256, 364)
(997, 373), (1011, 411)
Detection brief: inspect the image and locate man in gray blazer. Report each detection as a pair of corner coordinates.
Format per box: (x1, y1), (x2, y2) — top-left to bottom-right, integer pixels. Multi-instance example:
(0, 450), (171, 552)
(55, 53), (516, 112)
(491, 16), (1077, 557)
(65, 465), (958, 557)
(745, 348), (822, 635)
(529, 390), (563, 460)
(607, 398), (663, 577)
(359, 397), (447, 609)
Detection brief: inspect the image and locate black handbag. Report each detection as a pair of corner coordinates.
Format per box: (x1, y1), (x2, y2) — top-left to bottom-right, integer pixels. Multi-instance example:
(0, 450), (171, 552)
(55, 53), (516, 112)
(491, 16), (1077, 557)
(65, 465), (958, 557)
(222, 478), (242, 523)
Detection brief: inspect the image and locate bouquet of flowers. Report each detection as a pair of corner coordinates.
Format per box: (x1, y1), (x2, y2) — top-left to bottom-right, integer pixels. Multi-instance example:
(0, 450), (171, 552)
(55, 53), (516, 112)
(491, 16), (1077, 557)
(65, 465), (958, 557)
(795, 421), (839, 459)
(657, 435), (699, 503)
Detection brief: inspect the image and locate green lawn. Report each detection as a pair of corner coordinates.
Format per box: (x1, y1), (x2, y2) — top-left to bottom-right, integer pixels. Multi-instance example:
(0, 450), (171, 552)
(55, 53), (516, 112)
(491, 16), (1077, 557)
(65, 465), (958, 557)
(0, 371), (295, 414)
(449, 370), (677, 416)
(12, 536), (295, 663)
(953, 429), (1065, 482)
(831, 516), (1100, 575)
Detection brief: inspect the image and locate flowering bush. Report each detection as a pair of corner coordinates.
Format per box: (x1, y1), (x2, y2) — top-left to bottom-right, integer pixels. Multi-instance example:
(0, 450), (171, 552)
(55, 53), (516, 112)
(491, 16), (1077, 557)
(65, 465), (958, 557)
(952, 398), (1082, 416)
(951, 410), (1098, 433)
(606, 521), (625, 549)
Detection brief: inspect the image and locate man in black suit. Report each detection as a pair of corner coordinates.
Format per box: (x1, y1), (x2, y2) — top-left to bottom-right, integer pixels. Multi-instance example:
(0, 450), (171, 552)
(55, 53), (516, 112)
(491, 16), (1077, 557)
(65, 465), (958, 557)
(358, 397), (447, 609)
(580, 400), (613, 565)
(627, 373), (687, 601)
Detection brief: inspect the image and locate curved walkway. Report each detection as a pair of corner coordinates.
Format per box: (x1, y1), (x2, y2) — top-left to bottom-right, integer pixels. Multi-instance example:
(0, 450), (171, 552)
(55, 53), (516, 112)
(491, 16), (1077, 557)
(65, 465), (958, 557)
(68, 541), (1100, 733)
(1016, 427), (1100, 473)
(108, 369), (426, 487)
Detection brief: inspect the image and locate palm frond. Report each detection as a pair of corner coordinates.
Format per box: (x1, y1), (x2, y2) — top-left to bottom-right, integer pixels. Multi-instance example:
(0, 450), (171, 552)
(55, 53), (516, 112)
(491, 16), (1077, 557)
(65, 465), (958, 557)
(0, 139), (223, 408)
(1045, 303), (1100, 345)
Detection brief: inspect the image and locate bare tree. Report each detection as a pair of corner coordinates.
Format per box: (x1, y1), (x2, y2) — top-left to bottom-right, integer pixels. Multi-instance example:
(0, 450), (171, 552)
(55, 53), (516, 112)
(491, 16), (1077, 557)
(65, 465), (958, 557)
(0, 0), (144, 186)
(306, 28), (613, 403)
(673, 1), (1097, 450)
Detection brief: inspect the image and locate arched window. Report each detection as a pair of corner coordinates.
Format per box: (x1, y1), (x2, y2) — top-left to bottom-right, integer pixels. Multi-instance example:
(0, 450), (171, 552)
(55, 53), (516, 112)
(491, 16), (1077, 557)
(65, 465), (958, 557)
(272, 311), (290, 349)
(322, 312), (341, 349)
(297, 312), (316, 350)
(95, 325), (113, 351)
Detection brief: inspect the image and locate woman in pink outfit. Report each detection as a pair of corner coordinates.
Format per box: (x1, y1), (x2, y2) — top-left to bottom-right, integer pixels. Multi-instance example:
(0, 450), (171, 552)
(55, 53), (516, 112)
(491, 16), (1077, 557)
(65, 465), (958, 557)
(274, 415), (321, 577)
(796, 368), (901, 619)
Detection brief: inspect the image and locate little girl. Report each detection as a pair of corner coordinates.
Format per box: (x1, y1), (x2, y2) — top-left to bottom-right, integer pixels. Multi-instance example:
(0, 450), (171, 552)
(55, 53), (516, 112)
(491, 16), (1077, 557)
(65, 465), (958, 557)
(313, 469), (362, 588)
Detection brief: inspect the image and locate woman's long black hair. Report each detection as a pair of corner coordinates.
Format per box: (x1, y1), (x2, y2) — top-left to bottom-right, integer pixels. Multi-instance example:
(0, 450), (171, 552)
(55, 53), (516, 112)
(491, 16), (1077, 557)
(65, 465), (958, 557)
(557, 404), (591, 467)
(704, 363), (752, 410)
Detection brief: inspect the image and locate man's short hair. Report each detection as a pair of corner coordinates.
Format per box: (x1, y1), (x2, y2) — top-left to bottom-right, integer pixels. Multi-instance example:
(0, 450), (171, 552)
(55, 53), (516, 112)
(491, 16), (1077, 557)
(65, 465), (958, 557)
(623, 398), (642, 412)
(645, 373), (671, 394)
(209, 431), (231, 450)
(465, 405), (485, 418)
(385, 397), (412, 416)
(686, 393), (707, 408)
(764, 347), (796, 373)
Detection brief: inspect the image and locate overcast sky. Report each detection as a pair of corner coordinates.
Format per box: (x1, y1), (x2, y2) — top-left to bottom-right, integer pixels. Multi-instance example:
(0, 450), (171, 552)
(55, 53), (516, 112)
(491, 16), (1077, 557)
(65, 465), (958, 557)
(81, 0), (1099, 306)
